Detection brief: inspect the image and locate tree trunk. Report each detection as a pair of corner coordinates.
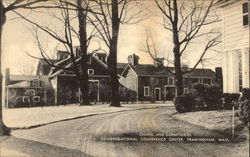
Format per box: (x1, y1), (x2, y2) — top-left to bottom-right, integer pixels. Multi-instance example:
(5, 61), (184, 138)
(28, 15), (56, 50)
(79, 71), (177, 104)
(77, 0), (90, 105)
(0, 11), (10, 136)
(174, 52), (184, 96)
(108, 0), (121, 107)
(172, 0), (184, 96)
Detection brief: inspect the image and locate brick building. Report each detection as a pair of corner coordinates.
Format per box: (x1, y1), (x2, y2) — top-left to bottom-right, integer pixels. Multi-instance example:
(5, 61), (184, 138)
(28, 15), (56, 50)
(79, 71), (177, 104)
(119, 54), (216, 101)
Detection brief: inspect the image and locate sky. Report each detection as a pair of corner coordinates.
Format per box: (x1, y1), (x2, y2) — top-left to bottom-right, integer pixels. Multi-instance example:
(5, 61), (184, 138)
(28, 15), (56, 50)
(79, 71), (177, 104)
(2, 0), (223, 75)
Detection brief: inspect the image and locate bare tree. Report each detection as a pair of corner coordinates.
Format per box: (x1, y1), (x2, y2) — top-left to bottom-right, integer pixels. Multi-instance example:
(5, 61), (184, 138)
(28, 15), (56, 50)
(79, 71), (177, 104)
(89, 0), (143, 107)
(0, 0), (56, 137)
(14, 0), (98, 106)
(146, 0), (221, 96)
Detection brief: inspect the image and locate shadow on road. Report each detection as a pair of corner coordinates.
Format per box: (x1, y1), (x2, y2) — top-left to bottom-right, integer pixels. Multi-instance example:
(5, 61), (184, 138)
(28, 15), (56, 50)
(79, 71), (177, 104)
(1, 136), (93, 157)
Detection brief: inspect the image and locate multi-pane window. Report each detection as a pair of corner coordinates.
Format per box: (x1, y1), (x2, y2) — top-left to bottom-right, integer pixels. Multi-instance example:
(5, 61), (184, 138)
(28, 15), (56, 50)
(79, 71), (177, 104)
(144, 86), (150, 97)
(168, 77), (174, 85)
(243, 2), (249, 26)
(88, 69), (94, 75)
(23, 96), (30, 102)
(239, 52), (243, 92)
(33, 96), (40, 103)
(26, 89), (35, 96)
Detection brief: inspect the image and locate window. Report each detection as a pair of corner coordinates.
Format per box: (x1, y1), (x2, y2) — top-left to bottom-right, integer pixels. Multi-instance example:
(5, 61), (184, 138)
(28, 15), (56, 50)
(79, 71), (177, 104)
(168, 77), (174, 85)
(31, 80), (39, 87)
(33, 96), (40, 103)
(23, 96), (30, 102)
(239, 52), (243, 92)
(243, 2), (249, 26)
(144, 86), (150, 97)
(88, 69), (94, 75)
(26, 89), (35, 95)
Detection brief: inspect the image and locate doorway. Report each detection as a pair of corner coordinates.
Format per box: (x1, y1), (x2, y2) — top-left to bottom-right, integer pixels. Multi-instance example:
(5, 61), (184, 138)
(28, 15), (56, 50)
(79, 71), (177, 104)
(154, 88), (161, 101)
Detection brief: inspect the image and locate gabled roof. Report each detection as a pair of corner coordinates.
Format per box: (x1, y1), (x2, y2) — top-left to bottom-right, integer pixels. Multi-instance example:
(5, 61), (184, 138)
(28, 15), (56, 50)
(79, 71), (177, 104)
(122, 64), (215, 78)
(183, 68), (215, 78)
(131, 64), (174, 76)
(117, 63), (127, 75)
(9, 75), (48, 82)
(9, 75), (38, 81)
(49, 53), (110, 77)
(7, 81), (30, 88)
(7, 77), (45, 88)
(37, 58), (58, 75)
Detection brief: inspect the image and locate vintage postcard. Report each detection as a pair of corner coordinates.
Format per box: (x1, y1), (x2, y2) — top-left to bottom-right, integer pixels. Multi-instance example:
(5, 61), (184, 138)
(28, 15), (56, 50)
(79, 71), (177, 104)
(0, 0), (249, 157)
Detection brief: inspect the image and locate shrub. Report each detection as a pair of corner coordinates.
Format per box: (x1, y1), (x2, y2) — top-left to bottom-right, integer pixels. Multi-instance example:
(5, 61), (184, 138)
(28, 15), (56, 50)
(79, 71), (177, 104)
(174, 93), (195, 113)
(241, 88), (250, 101)
(192, 83), (206, 97)
(237, 100), (250, 124)
(192, 83), (206, 109)
(221, 93), (241, 109)
(204, 85), (222, 109)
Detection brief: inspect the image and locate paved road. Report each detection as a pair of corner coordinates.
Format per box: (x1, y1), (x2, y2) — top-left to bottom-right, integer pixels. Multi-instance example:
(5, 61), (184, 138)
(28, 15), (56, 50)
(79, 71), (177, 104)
(1, 106), (248, 157)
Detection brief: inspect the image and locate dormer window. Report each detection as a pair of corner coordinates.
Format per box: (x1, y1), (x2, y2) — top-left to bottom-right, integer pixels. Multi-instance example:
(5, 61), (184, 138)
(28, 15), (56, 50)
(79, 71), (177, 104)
(88, 69), (94, 75)
(32, 80), (39, 87)
(243, 2), (249, 26)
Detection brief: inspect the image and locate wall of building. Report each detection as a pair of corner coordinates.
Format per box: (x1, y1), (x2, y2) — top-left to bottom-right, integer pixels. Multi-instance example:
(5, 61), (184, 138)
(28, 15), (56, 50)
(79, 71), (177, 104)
(56, 75), (111, 105)
(138, 76), (171, 101)
(119, 68), (138, 93)
(222, 0), (249, 50)
(89, 77), (111, 102)
(222, 49), (250, 93)
(6, 87), (47, 108)
(221, 0), (250, 93)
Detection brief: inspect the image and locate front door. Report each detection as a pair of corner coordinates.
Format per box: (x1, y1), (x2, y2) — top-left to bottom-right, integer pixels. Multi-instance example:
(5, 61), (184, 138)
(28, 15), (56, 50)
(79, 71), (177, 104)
(89, 81), (99, 102)
(154, 88), (161, 101)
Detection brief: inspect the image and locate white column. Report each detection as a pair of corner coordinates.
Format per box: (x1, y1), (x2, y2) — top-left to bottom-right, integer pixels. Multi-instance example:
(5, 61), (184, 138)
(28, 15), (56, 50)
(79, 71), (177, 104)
(242, 48), (250, 88)
(222, 51), (229, 93)
(226, 50), (239, 93)
(233, 50), (239, 93)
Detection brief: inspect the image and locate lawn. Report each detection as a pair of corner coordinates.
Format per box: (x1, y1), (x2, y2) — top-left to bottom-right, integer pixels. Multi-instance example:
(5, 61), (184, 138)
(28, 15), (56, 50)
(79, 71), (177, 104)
(172, 109), (248, 139)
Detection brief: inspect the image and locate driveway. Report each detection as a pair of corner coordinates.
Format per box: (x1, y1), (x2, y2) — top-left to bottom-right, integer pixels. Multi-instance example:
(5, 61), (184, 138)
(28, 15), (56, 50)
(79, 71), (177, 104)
(1, 106), (248, 157)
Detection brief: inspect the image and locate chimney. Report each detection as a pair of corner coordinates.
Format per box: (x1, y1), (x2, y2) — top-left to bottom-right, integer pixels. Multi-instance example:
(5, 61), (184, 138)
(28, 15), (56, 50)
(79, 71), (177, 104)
(154, 58), (164, 68)
(128, 54), (139, 66)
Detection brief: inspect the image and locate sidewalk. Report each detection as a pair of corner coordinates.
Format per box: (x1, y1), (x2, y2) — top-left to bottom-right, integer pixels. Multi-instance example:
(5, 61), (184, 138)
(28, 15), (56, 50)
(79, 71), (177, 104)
(3, 103), (173, 129)
(1, 148), (31, 157)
